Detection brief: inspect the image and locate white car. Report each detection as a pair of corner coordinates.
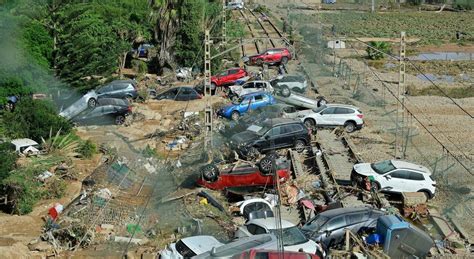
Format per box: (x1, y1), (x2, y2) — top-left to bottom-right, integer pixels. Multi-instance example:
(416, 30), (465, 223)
(235, 218), (323, 254)
(270, 74), (307, 94)
(11, 138), (41, 156)
(228, 81), (273, 102)
(159, 235), (223, 258)
(226, 1), (244, 10)
(300, 104), (364, 133)
(351, 160), (437, 199)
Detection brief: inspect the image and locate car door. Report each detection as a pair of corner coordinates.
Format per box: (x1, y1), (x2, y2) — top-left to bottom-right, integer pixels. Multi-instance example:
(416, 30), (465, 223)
(227, 69), (240, 84)
(345, 211), (370, 233)
(407, 171), (426, 192)
(333, 107), (353, 126)
(111, 84), (127, 98)
(384, 170), (411, 192)
(241, 82), (255, 96)
(261, 126), (282, 151)
(272, 49), (282, 62)
(276, 124), (299, 148)
(250, 94), (266, 110)
(318, 107), (337, 126)
(321, 215), (347, 247)
(101, 105), (118, 124)
(97, 85), (113, 98)
(80, 107), (105, 124)
(239, 96), (253, 113)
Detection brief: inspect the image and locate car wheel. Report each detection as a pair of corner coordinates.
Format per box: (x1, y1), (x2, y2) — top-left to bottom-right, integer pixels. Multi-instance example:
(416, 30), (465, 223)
(294, 139), (306, 153)
(371, 181), (381, 192)
(281, 57), (288, 64)
(418, 190), (431, 200)
(231, 111), (240, 121)
(304, 118), (316, 129)
(256, 58), (264, 66)
(87, 98), (97, 108)
(115, 115), (125, 125)
(259, 155), (274, 174)
(280, 85), (291, 97)
(201, 164), (219, 182)
(344, 121), (356, 133)
(317, 97), (327, 107)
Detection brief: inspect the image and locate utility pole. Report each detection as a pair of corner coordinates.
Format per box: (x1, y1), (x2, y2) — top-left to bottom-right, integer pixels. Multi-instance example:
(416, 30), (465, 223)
(204, 30), (213, 152)
(371, 0), (375, 13)
(222, 0), (227, 45)
(395, 31), (406, 159)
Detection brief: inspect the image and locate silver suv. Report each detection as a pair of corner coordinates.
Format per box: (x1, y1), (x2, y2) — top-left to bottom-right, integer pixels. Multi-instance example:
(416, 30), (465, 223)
(301, 104), (364, 133)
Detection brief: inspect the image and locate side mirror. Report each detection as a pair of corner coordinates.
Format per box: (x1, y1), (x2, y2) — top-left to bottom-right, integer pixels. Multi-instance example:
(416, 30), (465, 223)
(385, 175), (392, 180)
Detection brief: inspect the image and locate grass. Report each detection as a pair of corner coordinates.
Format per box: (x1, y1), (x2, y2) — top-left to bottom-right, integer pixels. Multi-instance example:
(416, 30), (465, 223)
(407, 85), (474, 98)
(320, 11), (474, 46)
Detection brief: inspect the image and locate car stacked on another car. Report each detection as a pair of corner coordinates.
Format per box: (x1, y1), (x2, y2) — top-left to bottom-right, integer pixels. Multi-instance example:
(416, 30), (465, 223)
(351, 159), (437, 199)
(218, 92), (276, 121)
(72, 98), (132, 126)
(155, 86), (202, 101)
(229, 118), (311, 159)
(301, 104), (364, 133)
(159, 235), (224, 258)
(211, 67), (248, 91)
(246, 48), (292, 66)
(87, 80), (138, 107)
(228, 80), (273, 102)
(270, 74), (308, 94)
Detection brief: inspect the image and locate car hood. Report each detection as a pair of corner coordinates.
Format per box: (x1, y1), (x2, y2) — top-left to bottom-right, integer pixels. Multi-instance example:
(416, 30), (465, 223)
(353, 163), (377, 176)
(229, 85), (242, 94)
(230, 130), (259, 145)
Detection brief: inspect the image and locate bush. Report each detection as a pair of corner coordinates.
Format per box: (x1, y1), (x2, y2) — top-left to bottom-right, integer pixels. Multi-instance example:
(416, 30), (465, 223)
(3, 98), (72, 142)
(454, 0), (473, 10)
(367, 41), (391, 60)
(78, 140), (97, 159)
(0, 143), (17, 182)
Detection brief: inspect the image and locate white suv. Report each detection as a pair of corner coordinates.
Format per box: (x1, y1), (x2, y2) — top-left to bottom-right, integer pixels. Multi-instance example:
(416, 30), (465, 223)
(351, 160), (437, 199)
(300, 104), (364, 133)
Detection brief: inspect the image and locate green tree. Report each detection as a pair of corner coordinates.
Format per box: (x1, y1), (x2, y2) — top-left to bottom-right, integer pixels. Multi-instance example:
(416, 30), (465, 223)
(21, 20), (53, 69)
(175, 0), (204, 67)
(3, 99), (72, 142)
(0, 143), (17, 182)
(367, 41), (391, 60)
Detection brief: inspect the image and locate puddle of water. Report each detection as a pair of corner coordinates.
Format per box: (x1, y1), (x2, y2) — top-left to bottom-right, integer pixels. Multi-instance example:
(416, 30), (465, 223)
(416, 73), (455, 83)
(409, 52), (473, 61)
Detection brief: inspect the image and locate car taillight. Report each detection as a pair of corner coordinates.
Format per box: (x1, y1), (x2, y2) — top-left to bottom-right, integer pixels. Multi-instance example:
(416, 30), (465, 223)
(357, 114), (364, 118)
(198, 94), (203, 99)
(127, 106), (132, 112)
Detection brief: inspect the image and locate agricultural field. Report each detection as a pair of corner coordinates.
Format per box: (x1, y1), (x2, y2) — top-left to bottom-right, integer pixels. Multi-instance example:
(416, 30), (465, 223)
(320, 11), (474, 45)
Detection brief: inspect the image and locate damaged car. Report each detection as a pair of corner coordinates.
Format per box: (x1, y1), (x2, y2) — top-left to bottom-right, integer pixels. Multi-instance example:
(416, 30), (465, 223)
(197, 156), (290, 191)
(159, 235), (224, 258)
(228, 80), (273, 102)
(217, 92), (276, 121)
(270, 74), (308, 94)
(229, 118), (311, 159)
(72, 98), (132, 126)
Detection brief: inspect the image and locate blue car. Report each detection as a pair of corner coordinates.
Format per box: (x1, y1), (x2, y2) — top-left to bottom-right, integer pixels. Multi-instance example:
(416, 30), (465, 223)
(217, 92), (276, 121)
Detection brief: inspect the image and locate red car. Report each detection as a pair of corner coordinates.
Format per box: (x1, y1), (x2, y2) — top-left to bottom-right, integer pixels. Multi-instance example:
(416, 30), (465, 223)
(197, 157), (290, 191)
(211, 67), (248, 89)
(248, 48), (292, 66)
(232, 249), (320, 259)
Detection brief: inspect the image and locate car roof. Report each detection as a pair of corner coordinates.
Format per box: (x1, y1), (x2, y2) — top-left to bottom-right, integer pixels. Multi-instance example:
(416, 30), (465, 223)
(318, 206), (376, 218)
(181, 235), (223, 254)
(390, 160), (432, 174)
(247, 217), (295, 229)
(11, 138), (39, 147)
(324, 104), (359, 110)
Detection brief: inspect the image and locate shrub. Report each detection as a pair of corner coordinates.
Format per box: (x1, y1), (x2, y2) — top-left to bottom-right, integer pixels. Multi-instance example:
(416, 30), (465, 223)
(367, 41), (391, 60)
(3, 99), (72, 142)
(78, 140), (97, 159)
(0, 143), (17, 182)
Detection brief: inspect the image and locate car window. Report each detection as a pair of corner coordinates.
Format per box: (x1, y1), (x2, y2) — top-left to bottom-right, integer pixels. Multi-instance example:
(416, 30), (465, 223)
(284, 106), (296, 113)
(266, 126), (281, 137)
(335, 108), (354, 114)
(254, 95), (264, 102)
(246, 224), (267, 235)
(390, 170), (410, 179)
(219, 71), (228, 76)
(255, 82), (265, 88)
(408, 171), (425, 181)
(182, 88), (194, 94)
(327, 216), (346, 231)
(241, 97), (252, 105)
(175, 240), (197, 257)
(229, 69), (239, 75)
(321, 107), (336, 115)
(113, 84), (128, 91)
(371, 160), (396, 174)
(261, 94), (269, 102)
(280, 125), (293, 134)
(346, 212), (368, 225)
(98, 85), (112, 93)
(243, 82), (254, 89)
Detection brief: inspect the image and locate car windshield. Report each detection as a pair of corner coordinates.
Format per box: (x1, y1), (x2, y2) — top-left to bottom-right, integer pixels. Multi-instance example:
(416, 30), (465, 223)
(269, 226), (308, 246)
(301, 215), (329, 232)
(175, 240), (197, 257)
(371, 160), (396, 174)
(312, 105), (327, 113)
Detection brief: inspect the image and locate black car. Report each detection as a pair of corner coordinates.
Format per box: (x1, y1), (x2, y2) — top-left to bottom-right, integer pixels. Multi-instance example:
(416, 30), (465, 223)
(229, 118), (311, 159)
(301, 207), (385, 250)
(155, 86), (202, 101)
(73, 98), (131, 126)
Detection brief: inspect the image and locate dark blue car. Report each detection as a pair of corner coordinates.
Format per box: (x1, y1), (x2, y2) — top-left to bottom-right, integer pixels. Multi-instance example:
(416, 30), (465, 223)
(217, 92), (276, 121)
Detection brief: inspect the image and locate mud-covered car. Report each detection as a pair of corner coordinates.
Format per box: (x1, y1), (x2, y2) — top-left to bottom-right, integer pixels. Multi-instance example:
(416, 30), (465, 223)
(197, 155), (291, 191)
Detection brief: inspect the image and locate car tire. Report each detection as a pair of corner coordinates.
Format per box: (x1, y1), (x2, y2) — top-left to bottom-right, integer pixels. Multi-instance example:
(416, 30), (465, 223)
(304, 118), (316, 130)
(259, 155), (274, 174)
(201, 164), (219, 182)
(344, 121), (356, 133)
(281, 57), (288, 64)
(115, 115), (126, 125)
(231, 111), (240, 121)
(317, 97), (327, 107)
(418, 190), (432, 200)
(88, 98), (97, 108)
(256, 58), (264, 66)
(280, 85), (291, 97)
(371, 181), (381, 192)
(294, 139), (306, 153)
